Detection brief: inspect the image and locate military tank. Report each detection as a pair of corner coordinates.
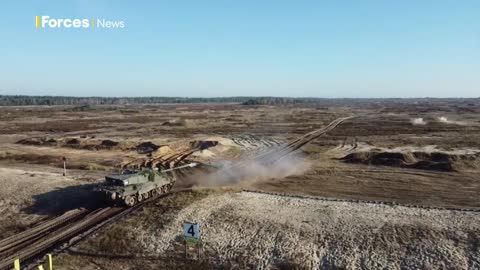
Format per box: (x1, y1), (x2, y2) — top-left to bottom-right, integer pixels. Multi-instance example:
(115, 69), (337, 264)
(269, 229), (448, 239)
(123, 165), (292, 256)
(96, 163), (197, 206)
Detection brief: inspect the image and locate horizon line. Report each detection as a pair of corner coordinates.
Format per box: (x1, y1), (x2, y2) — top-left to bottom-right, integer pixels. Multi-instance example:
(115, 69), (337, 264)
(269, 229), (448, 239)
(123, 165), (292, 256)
(1, 95), (479, 100)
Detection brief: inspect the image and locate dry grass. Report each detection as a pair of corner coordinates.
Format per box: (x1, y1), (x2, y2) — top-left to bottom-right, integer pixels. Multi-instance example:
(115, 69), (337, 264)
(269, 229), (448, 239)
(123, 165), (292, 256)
(1, 101), (480, 268)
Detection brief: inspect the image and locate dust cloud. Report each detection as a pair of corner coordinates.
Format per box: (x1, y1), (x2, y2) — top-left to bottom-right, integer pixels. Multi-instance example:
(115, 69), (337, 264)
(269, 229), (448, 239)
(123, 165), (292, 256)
(437, 116), (466, 125)
(410, 117), (468, 126)
(411, 118), (427, 125)
(182, 150), (311, 187)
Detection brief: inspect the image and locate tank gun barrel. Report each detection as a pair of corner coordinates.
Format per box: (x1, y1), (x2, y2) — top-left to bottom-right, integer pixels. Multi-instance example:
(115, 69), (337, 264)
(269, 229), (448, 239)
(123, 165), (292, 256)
(161, 163), (198, 173)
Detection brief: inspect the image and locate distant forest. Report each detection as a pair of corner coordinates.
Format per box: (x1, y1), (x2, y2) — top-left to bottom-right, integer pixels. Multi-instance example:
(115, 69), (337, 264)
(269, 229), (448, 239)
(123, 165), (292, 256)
(0, 95), (477, 106)
(0, 95), (335, 106)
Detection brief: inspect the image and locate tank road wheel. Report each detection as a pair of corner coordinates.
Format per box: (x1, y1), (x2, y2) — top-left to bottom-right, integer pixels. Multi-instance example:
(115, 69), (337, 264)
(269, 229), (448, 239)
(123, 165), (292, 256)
(124, 196), (136, 207)
(143, 192), (149, 200)
(137, 193), (144, 203)
(150, 189), (157, 197)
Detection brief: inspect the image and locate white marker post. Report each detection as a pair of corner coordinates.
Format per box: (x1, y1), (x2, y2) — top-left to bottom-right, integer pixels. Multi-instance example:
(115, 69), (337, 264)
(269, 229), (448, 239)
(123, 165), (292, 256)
(183, 221), (201, 259)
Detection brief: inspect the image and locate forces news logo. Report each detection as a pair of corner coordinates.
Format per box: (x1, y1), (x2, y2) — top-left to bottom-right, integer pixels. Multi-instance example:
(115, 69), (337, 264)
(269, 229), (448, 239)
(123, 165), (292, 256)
(35, 16), (125, 29)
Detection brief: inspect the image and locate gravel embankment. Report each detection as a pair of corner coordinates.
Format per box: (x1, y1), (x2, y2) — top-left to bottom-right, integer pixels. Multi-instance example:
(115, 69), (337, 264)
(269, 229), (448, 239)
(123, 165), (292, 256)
(138, 191), (480, 269)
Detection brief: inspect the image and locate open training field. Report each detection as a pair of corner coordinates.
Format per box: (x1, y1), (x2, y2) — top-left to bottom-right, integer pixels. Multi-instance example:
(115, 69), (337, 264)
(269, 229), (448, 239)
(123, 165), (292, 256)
(0, 99), (479, 269)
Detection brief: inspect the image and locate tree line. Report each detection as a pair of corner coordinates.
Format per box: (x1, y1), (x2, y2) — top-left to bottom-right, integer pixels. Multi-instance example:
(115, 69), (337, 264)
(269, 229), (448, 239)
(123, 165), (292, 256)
(0, 95), (330, 106)
(0, 95), (477, 106)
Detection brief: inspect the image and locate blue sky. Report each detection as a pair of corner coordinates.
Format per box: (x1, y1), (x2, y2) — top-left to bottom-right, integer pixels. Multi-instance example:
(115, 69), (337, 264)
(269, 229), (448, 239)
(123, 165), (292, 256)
(0, 0), (479, 97)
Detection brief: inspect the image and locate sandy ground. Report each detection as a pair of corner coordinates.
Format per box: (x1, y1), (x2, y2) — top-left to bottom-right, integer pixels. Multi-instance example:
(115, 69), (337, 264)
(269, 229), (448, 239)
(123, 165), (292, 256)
(1, 102), (480, 269)
(132, 191), (480, 269)
(0, 167), (76, 237)
(0, 165), (104, 238)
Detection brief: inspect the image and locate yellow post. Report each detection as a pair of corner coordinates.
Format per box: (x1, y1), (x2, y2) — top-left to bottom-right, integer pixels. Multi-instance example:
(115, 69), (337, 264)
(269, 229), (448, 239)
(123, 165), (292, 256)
(14, 259), (20, 270)
(47, 254), (53, 270)
(38, 265), (45, 270)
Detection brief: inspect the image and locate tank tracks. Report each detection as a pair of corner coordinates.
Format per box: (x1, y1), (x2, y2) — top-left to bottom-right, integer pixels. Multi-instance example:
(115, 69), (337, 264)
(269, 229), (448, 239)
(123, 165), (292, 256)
(228, 116), (353, 170)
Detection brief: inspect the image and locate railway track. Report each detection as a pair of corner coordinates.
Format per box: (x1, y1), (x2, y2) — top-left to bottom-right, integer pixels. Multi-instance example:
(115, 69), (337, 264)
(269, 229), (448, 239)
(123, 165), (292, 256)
(0, 207), (123, 270)
(0, 209), (88, 257)
(0, 188), (194, 270)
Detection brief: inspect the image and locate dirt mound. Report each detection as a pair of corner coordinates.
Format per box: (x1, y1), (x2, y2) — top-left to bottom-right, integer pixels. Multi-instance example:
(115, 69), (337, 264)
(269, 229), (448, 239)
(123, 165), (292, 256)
(135, 142), (160, 154)
(100, 139), (119, 148)
(16, 137), (57, 146)
(340, 151), (480, 171)
(79, 140), (120, 150)
(65, 138), (80, 145)
(17, 136), (170, 154)
(189, 140), (218, 150)
(63, 138), (120, 150)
